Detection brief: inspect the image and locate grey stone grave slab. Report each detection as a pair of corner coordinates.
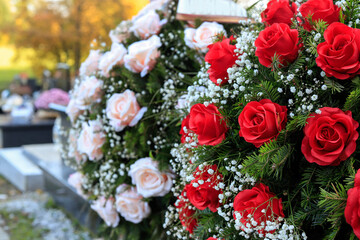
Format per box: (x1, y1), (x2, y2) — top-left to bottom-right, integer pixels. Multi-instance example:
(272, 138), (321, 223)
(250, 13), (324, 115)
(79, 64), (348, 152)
(0, 227), (9, 240)
(22, 144), (100, 232)
(0, 148), (43, 191)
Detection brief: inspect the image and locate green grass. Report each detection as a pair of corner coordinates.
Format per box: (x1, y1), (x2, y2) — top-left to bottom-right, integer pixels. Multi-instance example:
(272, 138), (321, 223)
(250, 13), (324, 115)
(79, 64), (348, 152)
(0, 197), (93, 240)
(0, 67), (34, 91)
(0, 210), (46, 240)
(0, 175), (44, 239)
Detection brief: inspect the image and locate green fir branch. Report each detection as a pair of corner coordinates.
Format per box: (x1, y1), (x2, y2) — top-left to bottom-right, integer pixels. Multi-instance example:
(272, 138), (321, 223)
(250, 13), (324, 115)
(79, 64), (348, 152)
(313, 20), (329, 34)
(193, 209), (224, 239)
(339, 8), (345, 24)
(270, 53), (284, 72)
(293, 201), (326, 226)
(286, 113), (312, 132)
(318, 183), (347, 212)
(241, 141), (292, 180)
(324, 77), (345, 93)
(256, 81), (281, 102)
(291, 54), (307, 71)
(304, 38), (319, 57)
(323, 229), (341, 240)
(351, 76), (360, 88)
(318, 182), (347, 238)
(342, 0), (360, 25)
(314, 159), (355, 189)
(344, 88), (360, 113)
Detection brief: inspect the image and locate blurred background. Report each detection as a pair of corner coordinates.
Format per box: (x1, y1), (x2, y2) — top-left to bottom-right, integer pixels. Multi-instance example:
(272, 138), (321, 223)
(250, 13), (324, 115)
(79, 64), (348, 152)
(0, 2), (149, 238)
(0, 0), (148, 92)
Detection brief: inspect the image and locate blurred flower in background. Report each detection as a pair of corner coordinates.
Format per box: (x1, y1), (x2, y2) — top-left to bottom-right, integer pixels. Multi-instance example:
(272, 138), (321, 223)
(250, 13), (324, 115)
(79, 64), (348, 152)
(34, 88), (69, 109)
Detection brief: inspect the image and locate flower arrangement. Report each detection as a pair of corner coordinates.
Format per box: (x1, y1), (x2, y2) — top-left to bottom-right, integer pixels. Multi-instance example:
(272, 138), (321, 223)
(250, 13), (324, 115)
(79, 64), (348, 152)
(163, 0), (360, 239)
(62, 0), (237, 239)
(64, 0), (360, 239)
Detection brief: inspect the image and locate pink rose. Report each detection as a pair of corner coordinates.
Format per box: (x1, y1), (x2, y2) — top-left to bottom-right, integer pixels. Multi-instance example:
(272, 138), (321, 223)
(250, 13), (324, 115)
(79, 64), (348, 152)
(91, 197), (120, 227)
(79, 50), (102, 76)
(77, 120), (106, 161)
(67, 172), (87, 199)
(109, 20), (132, 43)
(115, 185), (151, 224)
(66, 99), (83, 123)
(184, 22), (225, 53)
(130, 10), (166, 39)
(99, 43), (127, 77)
(124, 35), (162, 77)
(75, 76), (103, 109)
(68, 129), (86, 164)
(128, 157), (173, 198)
(106, 89), (147, 132)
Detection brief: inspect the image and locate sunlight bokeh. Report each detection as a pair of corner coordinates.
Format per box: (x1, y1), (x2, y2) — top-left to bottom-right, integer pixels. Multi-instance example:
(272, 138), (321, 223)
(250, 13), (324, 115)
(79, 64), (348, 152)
(0, 0), (150, 90)
(123, 0), (150, 19)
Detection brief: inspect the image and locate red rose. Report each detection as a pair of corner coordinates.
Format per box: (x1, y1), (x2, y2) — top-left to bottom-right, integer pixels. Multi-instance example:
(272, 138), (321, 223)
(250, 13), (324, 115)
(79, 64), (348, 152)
(238, 99), (287, 148)
(345, 169), (360, 238)
(188, 103), (228, 146)
(178, 207), (197, 234)
(233, 183), (284, 234)
(186, 165), (223, 212)
(207, 238), (219, 240)
(301, 107), (359, 166)
(316, 22), (360, 80)
(186, 183), (221, 213)
(175, 188), (198, 234)
(205, 36), (238, 86)
(261, 0), (297, 26)
(299, 0), (340, 31)
(255, 23), (301, 68)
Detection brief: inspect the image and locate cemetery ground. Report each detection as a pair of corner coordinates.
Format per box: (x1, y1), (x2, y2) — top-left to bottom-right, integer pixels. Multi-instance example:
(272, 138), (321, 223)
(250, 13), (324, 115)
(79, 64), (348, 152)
(0, 175), (93, 240)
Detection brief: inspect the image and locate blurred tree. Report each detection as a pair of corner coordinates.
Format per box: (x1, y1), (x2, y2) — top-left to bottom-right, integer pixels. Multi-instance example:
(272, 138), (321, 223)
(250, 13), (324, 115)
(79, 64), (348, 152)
(3, 0), (139, 76)
(0, 0), (11, 24)
(0, 0), (11, 44)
